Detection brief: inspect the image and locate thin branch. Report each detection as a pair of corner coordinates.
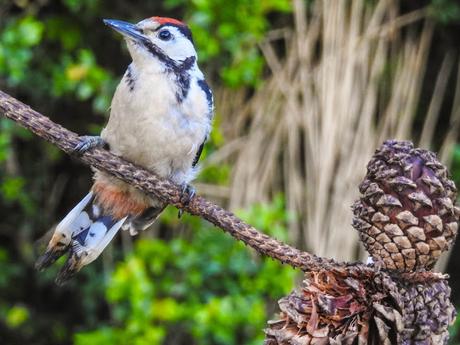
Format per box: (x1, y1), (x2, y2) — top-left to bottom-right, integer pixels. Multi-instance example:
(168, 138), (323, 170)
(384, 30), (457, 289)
(0, 90), (445, 282)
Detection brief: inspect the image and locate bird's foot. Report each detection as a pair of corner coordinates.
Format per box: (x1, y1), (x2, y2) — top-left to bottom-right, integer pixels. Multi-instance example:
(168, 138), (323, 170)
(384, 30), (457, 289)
(178, 184), (196, 219)
(73, 136), (108, 155)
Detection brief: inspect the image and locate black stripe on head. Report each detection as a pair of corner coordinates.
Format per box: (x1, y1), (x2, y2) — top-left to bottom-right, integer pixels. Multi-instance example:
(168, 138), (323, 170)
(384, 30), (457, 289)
(177, 56), (195, 73)
(136, 23), (197, 102)
(174, 56), (196, 103)
(138, 36), (196, 102)
(139, 38), (176, 69)
(158, 23), (194, 45)
(138, 37), (196, 75)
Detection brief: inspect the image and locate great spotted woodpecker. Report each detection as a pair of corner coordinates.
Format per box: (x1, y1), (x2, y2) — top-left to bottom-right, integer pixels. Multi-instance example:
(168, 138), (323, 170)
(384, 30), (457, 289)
(36, 17), (214, 284)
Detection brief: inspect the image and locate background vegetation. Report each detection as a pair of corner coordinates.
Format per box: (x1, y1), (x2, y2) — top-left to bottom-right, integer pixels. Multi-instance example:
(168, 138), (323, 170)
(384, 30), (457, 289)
(1, 0), (460, 344)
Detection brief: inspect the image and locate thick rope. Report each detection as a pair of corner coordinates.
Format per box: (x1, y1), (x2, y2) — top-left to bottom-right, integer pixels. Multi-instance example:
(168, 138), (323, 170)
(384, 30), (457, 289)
(0, 90), (446, 282)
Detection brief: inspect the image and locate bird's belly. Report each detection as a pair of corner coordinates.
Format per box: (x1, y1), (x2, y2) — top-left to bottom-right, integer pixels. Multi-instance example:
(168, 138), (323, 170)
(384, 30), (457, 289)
(103, 110), (205, 179)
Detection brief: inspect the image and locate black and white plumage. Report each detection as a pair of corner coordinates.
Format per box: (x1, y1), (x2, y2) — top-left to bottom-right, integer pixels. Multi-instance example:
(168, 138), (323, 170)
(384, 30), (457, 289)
(36, 16), (214, 283)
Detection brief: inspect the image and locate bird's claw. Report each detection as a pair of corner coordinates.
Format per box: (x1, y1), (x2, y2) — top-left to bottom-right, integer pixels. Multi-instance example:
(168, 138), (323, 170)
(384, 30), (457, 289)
(178, 184), (196, 218)
(73, 136), (108, 155)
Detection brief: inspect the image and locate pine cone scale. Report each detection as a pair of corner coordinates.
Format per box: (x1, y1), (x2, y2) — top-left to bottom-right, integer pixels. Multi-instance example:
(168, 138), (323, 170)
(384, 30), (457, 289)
(352, 140), (458, 271)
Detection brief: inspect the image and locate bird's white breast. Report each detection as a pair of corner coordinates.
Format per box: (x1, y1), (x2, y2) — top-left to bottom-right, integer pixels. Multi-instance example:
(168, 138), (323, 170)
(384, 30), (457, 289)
(101, 64), (210, 184)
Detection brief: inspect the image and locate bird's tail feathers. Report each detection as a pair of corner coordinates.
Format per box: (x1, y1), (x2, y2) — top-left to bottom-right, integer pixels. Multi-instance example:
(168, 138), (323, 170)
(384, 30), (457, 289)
(35, 192), (95, 270)
(55, 216), (126, 285)
(36, 188), (166, 284)
(35, 192), (127, 284)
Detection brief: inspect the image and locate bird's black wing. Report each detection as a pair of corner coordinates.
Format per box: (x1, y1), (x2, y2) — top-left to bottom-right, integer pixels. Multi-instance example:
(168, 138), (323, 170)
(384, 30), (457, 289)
(192, 141), (205, 167)
(192, 79), (214, 168)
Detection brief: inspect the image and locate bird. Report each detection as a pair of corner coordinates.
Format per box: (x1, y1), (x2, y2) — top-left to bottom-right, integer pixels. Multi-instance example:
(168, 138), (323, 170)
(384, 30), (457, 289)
(35, 16), (214, 284)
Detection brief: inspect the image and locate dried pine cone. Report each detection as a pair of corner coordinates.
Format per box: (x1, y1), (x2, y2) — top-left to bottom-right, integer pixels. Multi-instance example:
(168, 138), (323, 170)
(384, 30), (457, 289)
(352, 140), (459, 271)
(264, 270), (370, 345)
(264, 270), (456, 345)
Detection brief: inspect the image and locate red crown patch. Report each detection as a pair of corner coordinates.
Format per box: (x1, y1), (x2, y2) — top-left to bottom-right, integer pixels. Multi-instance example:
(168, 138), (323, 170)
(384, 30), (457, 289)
(152, 17), (186, 26)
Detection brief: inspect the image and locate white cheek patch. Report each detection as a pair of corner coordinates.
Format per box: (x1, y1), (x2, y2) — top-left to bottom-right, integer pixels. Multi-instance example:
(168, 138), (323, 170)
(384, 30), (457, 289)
(145, 26), (196, 62)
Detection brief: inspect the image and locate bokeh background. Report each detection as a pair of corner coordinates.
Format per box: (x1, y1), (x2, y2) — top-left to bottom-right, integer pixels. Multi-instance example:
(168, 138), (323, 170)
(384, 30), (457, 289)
(1, 0), (460, 344)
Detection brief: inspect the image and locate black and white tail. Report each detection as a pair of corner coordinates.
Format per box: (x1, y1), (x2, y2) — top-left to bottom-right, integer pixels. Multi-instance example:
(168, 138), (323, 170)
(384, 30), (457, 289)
(36, 192), (126, 284)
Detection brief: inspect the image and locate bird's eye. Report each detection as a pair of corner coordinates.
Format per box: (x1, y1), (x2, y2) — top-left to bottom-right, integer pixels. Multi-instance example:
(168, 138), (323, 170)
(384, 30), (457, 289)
(159, 30), (172, 41)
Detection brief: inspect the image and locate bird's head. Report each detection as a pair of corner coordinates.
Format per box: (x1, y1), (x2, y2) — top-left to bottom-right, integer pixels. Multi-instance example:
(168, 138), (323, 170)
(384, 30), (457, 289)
(104, 17), (197, 71)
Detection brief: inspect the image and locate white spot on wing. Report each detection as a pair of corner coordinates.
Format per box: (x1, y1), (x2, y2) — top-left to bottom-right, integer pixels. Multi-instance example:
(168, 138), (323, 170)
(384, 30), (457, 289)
(83, 217), (127, 265)
(56, 192), (93, 236)
(92, 204), (101, 218)
(72, 212), (91, 236)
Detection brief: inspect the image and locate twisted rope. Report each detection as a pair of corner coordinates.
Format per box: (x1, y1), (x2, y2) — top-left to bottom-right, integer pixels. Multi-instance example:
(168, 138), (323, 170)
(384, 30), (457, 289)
(0, 90), (445, 282)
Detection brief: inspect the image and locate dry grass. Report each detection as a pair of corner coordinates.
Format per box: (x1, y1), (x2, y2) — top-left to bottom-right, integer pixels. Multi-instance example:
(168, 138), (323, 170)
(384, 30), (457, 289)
(208, 0), (460, 264)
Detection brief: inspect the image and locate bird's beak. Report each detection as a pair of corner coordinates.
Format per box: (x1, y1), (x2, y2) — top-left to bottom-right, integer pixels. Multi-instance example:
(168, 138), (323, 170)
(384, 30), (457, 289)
(103, 19), (145, 42)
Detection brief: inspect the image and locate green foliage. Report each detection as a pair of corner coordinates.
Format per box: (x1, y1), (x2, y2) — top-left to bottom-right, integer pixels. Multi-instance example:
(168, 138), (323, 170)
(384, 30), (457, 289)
(5, 305), (30, 328)
(450, 144), (460, 193)
(1, 1), (459, 344)
(0, 13), (115, 114)
(0, 244), (109, 344)
(0, 16), (44, 85)
(0, 119), (36, 215)
(62, 0), (100, 14)
(75, 199), (297, 345)
(449, 313), (460, 344)
(429, 0), (460, 23)
(51, 48), (115, 113)
(0, 0), (292, 103)
(0, 5), (296, 343)
(0, 119), (13, 163)
(0, 248), (21, 290)
(0, 249), (30, 332)
(166, 0), (292, 87)
(197, 115), (232, 185)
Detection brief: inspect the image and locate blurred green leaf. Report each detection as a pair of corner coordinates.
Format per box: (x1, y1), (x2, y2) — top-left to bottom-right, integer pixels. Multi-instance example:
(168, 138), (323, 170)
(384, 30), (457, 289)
(172, 0), (292, 87)
(5, 305), (29, 328)
(0, 16), (44, 85)
(429, 0), (460, 23)
(1, 176), (25, 202)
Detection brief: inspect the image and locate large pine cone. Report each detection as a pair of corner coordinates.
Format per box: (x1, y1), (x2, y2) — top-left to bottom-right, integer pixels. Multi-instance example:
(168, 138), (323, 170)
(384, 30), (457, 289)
(264, 270), (455, 345)
(352, 140), (459, 271)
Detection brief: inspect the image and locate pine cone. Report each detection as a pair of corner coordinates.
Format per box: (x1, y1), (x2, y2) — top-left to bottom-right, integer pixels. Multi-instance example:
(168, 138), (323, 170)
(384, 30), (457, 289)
(264, 270), (456, 345)
(398, 281), (455, 343)
(352, 140), (459, 271)
(264, 270), (370, 345)
(372, 273), (455, 345)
